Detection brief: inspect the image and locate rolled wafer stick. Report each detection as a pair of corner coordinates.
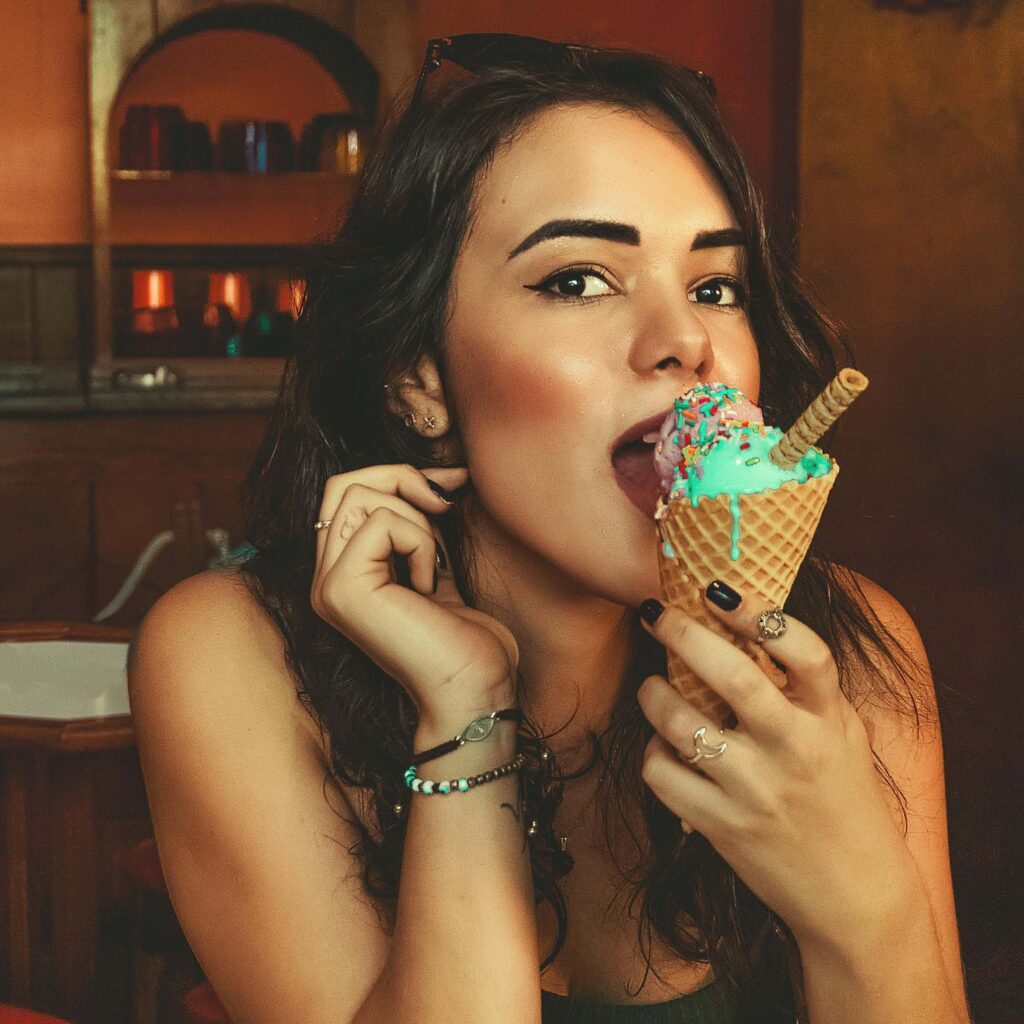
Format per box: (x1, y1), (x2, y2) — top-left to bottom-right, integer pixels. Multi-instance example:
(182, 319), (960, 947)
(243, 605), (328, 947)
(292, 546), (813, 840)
(769, 368), (869, 468)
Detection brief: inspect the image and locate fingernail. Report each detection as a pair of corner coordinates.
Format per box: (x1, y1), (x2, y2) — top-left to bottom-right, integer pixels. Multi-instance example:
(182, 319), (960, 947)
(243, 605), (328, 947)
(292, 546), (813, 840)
(435, 544), (449, 572)
(640, 598), (666, 626)
(427, 480), (454, 504)
(706, 580), (741, 611)
(432, 567), (438, 593)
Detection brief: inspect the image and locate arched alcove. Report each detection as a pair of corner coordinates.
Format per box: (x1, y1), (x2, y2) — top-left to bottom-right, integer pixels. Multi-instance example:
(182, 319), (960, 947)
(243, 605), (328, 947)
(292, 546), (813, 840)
(87, 0), (417, 394)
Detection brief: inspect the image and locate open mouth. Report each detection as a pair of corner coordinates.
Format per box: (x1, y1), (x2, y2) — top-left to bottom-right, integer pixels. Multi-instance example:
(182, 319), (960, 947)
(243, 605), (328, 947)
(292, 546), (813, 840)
(611, 438), (661, 517)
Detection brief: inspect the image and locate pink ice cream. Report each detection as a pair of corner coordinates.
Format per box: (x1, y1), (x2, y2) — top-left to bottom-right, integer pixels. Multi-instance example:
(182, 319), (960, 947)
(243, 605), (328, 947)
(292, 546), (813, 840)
(643, 382), (765, 496)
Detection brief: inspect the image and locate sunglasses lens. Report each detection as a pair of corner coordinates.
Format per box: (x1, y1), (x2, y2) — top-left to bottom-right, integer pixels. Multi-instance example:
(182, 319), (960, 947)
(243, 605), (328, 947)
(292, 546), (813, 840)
(445, 34), (567, 74)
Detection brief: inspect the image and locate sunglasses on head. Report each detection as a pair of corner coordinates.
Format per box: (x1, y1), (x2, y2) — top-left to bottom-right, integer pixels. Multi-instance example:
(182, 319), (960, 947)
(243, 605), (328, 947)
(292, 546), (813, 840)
(410, 32), (718, 110)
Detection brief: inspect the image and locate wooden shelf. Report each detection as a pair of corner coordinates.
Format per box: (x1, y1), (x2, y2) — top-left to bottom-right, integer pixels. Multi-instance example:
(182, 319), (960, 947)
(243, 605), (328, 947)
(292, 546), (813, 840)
(109, 170), (357, 245)
(90, 354), (284, 397)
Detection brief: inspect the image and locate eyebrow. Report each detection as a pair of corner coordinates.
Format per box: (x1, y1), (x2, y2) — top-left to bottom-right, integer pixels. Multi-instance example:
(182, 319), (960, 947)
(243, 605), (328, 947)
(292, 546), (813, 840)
(507, 220), (745, 261)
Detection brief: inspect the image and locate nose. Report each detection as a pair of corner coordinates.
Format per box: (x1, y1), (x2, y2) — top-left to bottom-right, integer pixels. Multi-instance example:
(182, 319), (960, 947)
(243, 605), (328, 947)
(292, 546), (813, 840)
(628, 288), (714, 382)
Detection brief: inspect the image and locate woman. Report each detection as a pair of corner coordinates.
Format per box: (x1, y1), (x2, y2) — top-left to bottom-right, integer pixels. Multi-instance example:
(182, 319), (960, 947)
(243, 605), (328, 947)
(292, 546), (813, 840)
(128, 36), (972, 1023)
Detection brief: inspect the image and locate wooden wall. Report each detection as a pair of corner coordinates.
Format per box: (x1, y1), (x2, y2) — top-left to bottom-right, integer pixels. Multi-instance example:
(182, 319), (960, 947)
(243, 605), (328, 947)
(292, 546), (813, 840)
(800, 4), (1023, 1019)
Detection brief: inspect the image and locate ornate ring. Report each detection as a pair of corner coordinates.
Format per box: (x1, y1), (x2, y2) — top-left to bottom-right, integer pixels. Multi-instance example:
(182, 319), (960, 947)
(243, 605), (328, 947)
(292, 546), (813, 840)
(682, 725), (728, 765)
(755, 608), (787, 643)
(314, 519), (333, 531)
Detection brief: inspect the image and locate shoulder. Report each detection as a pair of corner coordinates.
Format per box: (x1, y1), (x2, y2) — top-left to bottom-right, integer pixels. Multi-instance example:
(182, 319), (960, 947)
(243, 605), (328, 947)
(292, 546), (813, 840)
(127, 566), (329, 782)
(826, 565), (937, 723)
(128, 566), (284, 682)
(827, 564), (942, 780)
(132, 569), (307, 720)
(837, 567), (926, 652)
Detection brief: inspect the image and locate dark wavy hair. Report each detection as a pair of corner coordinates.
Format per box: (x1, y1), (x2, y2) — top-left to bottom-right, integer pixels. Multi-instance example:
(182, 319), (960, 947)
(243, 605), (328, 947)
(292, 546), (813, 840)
(237, 48), (927, 1023)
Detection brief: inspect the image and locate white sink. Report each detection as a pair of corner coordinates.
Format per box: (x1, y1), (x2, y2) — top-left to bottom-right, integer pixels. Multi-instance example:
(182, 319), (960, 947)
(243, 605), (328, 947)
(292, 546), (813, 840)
(0, 641), (131, 720)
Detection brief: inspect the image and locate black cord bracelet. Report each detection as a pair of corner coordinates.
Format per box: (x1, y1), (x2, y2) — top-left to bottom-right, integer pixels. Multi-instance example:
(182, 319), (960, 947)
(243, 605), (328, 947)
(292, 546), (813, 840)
(409, 708), (523, 766)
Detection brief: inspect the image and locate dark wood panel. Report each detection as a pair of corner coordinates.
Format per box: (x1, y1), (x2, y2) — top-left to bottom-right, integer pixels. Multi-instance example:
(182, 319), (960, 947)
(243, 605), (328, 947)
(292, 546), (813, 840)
(0, 482), (91, 621)
(0, 267), (33, 362)
(0, 412), (269, 622)
(0, 412), (269, 482)
(34, 265), (84, 366)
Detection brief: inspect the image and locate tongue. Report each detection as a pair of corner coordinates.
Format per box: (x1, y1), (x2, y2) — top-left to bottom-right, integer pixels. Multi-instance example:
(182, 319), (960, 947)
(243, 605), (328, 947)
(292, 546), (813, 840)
(612, 442), (660, 492)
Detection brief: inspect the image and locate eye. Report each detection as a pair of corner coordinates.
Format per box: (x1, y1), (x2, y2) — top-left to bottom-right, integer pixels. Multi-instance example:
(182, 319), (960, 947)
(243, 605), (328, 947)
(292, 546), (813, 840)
(524, 266), (616, 302)
(690, 276), (747, 309)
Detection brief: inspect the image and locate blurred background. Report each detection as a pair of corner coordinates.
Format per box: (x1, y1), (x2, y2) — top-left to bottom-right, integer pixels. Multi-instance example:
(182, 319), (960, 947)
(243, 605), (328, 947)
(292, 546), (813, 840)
(0, 1), (1019, 1022)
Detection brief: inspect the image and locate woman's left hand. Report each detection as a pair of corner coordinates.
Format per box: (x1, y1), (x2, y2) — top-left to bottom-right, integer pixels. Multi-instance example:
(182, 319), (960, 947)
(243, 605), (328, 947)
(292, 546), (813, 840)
(636, 581), (924, 950)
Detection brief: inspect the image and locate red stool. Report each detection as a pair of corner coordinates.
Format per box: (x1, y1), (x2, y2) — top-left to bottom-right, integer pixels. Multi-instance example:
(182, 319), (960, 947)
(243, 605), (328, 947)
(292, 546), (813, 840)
(122, 837), (166, 894)
(119, 837), (176, 1024)
(184, 982), (232, 1023)
(0, 1007), (74, 1023)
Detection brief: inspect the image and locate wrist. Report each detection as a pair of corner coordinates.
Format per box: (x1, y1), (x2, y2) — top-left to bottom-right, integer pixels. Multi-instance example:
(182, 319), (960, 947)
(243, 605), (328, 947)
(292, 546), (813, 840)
(416, 688), (518, 740)
(793, 870), (932, 968)
(795, 884), (967, 1024)
(414, 698), (520, 772)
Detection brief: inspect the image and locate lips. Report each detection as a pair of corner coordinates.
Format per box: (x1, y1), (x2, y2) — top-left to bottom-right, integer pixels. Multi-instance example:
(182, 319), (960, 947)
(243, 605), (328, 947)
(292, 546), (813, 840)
(609, 410), (668, 457)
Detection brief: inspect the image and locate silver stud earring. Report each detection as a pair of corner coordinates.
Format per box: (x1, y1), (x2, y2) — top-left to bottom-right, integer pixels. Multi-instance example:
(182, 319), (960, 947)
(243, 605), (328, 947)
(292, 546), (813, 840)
(403, 413), (417, 428)
(423, 414), (437, 431)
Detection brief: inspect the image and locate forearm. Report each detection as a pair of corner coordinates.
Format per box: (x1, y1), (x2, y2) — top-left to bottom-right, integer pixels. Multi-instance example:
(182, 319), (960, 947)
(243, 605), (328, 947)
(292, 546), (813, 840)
(797, 887), (971, 1024)
(353, 695), (540, 1024)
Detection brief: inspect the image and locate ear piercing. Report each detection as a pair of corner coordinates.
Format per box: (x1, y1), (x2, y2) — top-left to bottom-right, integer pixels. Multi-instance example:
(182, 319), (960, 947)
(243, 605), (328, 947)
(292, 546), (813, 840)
(388, 384), (439, 433)
(402, 412), (438, 431)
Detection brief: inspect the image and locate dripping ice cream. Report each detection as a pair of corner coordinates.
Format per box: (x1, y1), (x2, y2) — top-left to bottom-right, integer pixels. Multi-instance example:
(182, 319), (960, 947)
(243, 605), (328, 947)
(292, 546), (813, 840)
(650, 370), (868, 727)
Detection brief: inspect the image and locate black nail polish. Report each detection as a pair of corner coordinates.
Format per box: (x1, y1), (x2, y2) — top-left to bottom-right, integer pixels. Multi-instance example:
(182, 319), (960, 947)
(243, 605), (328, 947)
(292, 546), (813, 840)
(640, 598), (665, 626)
(706, 580), (741, 611)
(435, 543), (449, 572)
(427, 480), (454, 503)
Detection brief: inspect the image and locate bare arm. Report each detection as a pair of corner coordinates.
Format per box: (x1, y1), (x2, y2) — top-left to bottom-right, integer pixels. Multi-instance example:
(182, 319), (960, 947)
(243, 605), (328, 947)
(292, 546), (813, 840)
(797, 573), (972, 1023)
(130, 569), (541, 1024)
(353, 708), (540, 1024)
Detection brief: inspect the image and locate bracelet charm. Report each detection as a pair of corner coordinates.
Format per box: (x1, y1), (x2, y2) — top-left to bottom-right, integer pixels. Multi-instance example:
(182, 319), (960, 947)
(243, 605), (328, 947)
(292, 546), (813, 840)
(409, 708), (523, 766)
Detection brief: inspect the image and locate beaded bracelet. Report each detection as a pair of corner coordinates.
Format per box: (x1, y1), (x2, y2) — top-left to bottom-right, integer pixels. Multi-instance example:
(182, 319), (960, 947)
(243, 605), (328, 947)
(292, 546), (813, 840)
(404, 751), (525, 795)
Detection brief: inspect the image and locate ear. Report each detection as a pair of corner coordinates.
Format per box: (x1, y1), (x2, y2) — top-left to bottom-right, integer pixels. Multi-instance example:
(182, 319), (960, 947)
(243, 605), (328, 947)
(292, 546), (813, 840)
(385, 354), (465, 463)
(384, 353), (447, 420)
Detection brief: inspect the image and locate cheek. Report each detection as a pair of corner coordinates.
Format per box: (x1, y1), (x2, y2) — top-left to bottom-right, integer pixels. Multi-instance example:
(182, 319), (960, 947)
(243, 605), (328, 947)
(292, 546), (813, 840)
(448, 332), (599, 518)
(456, 333), (595, 438)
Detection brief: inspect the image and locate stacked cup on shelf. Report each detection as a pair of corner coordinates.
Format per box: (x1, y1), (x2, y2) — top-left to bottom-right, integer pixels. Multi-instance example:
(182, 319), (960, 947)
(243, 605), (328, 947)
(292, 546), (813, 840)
(117, 105), (367, 174)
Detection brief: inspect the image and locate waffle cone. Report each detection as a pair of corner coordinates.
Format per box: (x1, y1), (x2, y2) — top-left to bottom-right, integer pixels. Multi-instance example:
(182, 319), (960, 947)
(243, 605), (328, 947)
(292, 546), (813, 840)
(655, 465), (839, 726)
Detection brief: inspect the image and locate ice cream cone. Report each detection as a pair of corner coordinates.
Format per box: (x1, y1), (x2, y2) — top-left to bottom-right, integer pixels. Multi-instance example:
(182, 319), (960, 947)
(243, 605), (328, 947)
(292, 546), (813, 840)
(655, 464), (839, 726)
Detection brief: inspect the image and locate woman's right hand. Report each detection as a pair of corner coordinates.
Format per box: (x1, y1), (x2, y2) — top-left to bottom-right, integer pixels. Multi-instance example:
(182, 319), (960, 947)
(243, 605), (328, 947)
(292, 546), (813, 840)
(310, 464), (520, 723)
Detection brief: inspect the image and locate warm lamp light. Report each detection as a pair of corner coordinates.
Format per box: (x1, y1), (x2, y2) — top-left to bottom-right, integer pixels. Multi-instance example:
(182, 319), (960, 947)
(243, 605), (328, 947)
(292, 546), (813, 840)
(132, 269), (175, 310)
(207, 272), (251, 322)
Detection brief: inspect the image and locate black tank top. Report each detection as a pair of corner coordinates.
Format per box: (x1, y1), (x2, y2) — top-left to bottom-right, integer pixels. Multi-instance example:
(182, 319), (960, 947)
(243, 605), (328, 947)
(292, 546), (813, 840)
(540, 975), (740, 1023)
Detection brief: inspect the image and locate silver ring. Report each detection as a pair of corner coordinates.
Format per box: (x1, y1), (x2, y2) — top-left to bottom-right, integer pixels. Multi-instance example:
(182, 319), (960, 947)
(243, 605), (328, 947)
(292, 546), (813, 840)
(755, 608), (787, 643)
(682, 725), (728, 764)
(314, 519), (333, 531)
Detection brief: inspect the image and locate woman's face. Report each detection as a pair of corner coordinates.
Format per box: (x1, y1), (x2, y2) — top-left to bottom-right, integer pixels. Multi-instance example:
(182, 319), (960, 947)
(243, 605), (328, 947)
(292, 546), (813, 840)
(442, 102), (760, 607)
